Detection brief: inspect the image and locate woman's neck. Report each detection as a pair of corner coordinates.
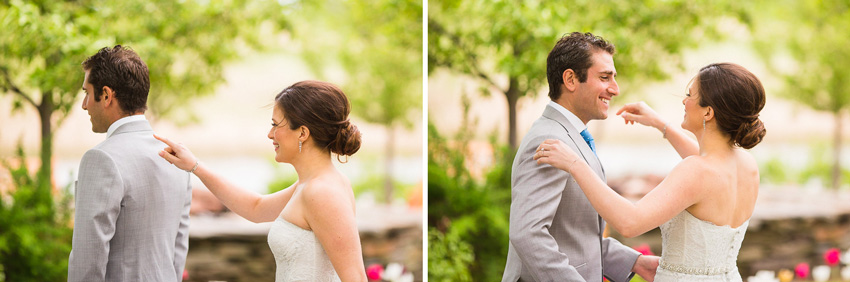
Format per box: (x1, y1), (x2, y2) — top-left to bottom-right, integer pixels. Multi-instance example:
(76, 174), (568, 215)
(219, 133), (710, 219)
(698, 126), (734, 157)
(292, 149), (335, 182)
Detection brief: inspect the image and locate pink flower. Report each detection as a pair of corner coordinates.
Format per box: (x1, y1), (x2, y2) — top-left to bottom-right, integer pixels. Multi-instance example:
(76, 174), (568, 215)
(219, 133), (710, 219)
(796, 262), (810, 279)
(182, 270), (188, 280)
(366, 263), (384, 281)
(825, 248), (841, 266)
(633, 243), (655, 256)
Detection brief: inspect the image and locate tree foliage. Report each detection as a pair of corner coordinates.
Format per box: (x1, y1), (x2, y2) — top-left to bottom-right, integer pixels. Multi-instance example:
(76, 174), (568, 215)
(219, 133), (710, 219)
(293, 0), (423, 202)
(751, 0), (850, 189)
(429, 0), (750, 149)
(0, 0), (291, 181)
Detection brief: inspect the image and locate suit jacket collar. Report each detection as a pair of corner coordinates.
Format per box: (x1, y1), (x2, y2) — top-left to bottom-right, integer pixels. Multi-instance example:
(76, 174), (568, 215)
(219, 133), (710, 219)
(109, 120), (153, 138)
(542, 105), (605, 177)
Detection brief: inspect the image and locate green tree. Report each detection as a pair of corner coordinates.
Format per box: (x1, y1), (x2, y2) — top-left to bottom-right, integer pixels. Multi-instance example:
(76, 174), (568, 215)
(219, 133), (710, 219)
(751, 0), (850, 189)
(0, 0), (290, 184)
(294, 0), (422, 202)
(429, 0), (750, 149)
(0, 0), (290, 279)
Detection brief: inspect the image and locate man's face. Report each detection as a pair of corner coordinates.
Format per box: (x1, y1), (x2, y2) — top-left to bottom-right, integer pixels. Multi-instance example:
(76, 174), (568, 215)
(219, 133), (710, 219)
(81, 70), (109, 133)
(571, 51), (620, 123)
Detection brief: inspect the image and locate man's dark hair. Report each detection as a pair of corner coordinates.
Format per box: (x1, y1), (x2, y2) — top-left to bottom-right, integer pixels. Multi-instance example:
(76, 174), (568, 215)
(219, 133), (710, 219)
(546, 32), (615, 100)
(82, 45), (150, 114)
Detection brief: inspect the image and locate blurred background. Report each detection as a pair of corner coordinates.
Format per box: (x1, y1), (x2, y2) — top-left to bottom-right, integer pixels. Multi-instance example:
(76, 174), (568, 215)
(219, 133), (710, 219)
(0, 0), (422, 281)
(428, 0), (850, 281)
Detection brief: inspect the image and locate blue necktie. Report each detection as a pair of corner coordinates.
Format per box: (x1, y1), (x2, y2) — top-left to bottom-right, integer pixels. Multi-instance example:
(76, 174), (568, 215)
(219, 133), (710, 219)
(580, 129), (596, 155)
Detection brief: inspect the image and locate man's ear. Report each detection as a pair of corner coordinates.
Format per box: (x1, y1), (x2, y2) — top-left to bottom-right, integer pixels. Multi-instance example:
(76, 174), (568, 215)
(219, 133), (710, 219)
(562, 69), (578, 92)
(101, 86), (115, 107)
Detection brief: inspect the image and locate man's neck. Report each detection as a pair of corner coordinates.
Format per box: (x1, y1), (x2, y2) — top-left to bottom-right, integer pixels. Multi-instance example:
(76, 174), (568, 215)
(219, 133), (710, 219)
(553, 98), (589, 125)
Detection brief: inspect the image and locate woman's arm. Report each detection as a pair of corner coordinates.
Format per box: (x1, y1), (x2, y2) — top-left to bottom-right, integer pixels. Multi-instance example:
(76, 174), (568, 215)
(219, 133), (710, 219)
(617, 102), (699, 158)
(302, 179), (367, 282)
(154, 134), (295, 223)
(535, 139), (706, 237)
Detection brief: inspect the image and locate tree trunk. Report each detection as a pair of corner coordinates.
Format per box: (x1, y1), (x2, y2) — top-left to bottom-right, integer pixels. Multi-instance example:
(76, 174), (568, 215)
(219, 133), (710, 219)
(832, 111), (843, 190)
(384, 125), (395, 203)
(37, 92), (53, 190)
(506, 77), (520, 150)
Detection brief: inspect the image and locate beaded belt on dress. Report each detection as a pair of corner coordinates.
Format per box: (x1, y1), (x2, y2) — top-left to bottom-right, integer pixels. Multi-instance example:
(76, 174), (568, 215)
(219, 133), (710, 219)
(659, 260), (735, 276)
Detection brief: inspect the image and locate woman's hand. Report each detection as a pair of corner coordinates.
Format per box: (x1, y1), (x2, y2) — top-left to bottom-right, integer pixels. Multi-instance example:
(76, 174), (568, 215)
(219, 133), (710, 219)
(533, 139), (581, 173)
(154, 134), (198, 172)
(616, 102), (665, 129)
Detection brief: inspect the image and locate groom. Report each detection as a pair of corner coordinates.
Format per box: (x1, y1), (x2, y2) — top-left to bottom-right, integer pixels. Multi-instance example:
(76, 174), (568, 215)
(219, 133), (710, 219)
(502, 32), (660, 282)
(68, 45), (192, 281)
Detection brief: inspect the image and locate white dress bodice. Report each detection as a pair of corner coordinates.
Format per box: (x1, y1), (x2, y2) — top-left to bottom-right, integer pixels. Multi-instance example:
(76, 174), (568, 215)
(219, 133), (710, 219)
(267, 217), (341, 282)
(655, 211), (749, 282)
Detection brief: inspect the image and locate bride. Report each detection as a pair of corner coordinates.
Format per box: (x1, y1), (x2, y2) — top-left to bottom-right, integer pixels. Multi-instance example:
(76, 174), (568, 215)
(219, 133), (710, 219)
(156, 80), (368, 281)
(534, 63), (766, 281)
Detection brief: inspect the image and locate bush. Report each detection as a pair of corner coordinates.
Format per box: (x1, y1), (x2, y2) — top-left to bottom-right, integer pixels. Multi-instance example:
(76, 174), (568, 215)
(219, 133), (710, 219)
(427, 228), (474, 282)
(427, 117), (513, 281)
(0, 146), (73, 281)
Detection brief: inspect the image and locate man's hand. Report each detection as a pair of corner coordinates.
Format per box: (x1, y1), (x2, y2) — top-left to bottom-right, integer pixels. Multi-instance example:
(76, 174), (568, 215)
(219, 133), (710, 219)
(631, 255), (660, 282)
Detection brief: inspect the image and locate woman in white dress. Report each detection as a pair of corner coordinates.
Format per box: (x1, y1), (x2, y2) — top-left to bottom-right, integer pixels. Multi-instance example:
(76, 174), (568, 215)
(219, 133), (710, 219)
(534, 63), (766, 281)
(156, 80), (368, 282)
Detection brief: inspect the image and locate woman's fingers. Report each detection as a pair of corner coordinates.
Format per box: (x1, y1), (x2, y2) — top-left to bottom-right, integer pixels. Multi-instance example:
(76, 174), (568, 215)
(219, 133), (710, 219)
(153, 134), (177, 148)
(159, 150), (180, 164)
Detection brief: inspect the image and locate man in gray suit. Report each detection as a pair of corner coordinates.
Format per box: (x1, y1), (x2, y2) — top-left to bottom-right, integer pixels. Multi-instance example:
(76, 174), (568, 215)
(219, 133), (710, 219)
(69, 45), (191, 281)
(502, 32), (660, 282)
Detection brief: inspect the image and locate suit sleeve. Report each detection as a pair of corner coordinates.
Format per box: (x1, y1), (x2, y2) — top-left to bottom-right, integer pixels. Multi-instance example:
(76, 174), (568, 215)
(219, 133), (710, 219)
(601, 235), (640, 282)
(68, 149), (124, 282)
(173, 175), (192, 281)
(509, 134), (584, 281)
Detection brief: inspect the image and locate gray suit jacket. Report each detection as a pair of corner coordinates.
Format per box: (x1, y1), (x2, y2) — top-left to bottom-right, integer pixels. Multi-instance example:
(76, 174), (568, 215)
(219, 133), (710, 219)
(69, 120), (191, 282)
(502, 105), (640, 282)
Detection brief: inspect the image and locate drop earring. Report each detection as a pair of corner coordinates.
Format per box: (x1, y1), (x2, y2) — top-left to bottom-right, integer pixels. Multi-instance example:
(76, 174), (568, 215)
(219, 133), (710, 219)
(298, 140), (302, 153)
(703, 119), (706, 131)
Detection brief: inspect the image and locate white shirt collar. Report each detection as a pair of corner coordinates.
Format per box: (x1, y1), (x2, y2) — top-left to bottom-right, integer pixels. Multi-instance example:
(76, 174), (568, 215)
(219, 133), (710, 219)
(106, 115), (147, 138)
(548, 101), (587, 133)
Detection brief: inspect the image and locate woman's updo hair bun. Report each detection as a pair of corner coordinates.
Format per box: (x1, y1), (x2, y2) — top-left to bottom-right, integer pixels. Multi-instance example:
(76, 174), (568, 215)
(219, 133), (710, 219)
(329, 119), (361, 158)
(696, 63), (767, 149)
(734, 118), (765, 149)
(275, 80), (362, 162)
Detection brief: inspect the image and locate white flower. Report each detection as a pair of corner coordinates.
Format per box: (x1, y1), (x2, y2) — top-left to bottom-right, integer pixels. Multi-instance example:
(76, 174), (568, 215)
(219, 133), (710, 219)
(398, 273), (414, 282)
(842, 248), (850, 265)
(841, 265), (850, 280)
(747, 270), (778, 282)
(812, 265), (831, 282)
(382, 263), (404, 281)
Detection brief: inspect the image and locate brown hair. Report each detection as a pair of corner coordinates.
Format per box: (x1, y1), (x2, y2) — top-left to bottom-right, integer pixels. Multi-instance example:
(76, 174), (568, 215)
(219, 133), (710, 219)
(696, 63), (766, 149)
(82, 45), (150, 114)
(547, 32), (616, 101)
(275, 80), (361, 161)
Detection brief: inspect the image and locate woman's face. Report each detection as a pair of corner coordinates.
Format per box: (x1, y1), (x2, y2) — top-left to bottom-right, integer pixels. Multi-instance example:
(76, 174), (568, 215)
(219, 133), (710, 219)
(268, 105), (300, 163)
(682, 78), (706, 134)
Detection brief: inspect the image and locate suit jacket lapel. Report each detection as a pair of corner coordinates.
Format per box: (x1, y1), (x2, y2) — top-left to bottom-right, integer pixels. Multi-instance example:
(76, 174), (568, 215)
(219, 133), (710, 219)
(542, 105), (610, 236)
(541, 106), (605, 178)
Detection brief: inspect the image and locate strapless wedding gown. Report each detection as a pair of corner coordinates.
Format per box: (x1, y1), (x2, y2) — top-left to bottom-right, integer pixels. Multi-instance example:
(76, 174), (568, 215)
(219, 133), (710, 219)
(268, 217), (341, 282)
(655, 211), (749, 282)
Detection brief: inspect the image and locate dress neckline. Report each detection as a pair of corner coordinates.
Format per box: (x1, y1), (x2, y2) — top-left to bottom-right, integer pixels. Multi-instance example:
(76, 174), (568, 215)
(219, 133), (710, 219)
(683, 210), (749, 230)
(277, 217), (313, 232)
